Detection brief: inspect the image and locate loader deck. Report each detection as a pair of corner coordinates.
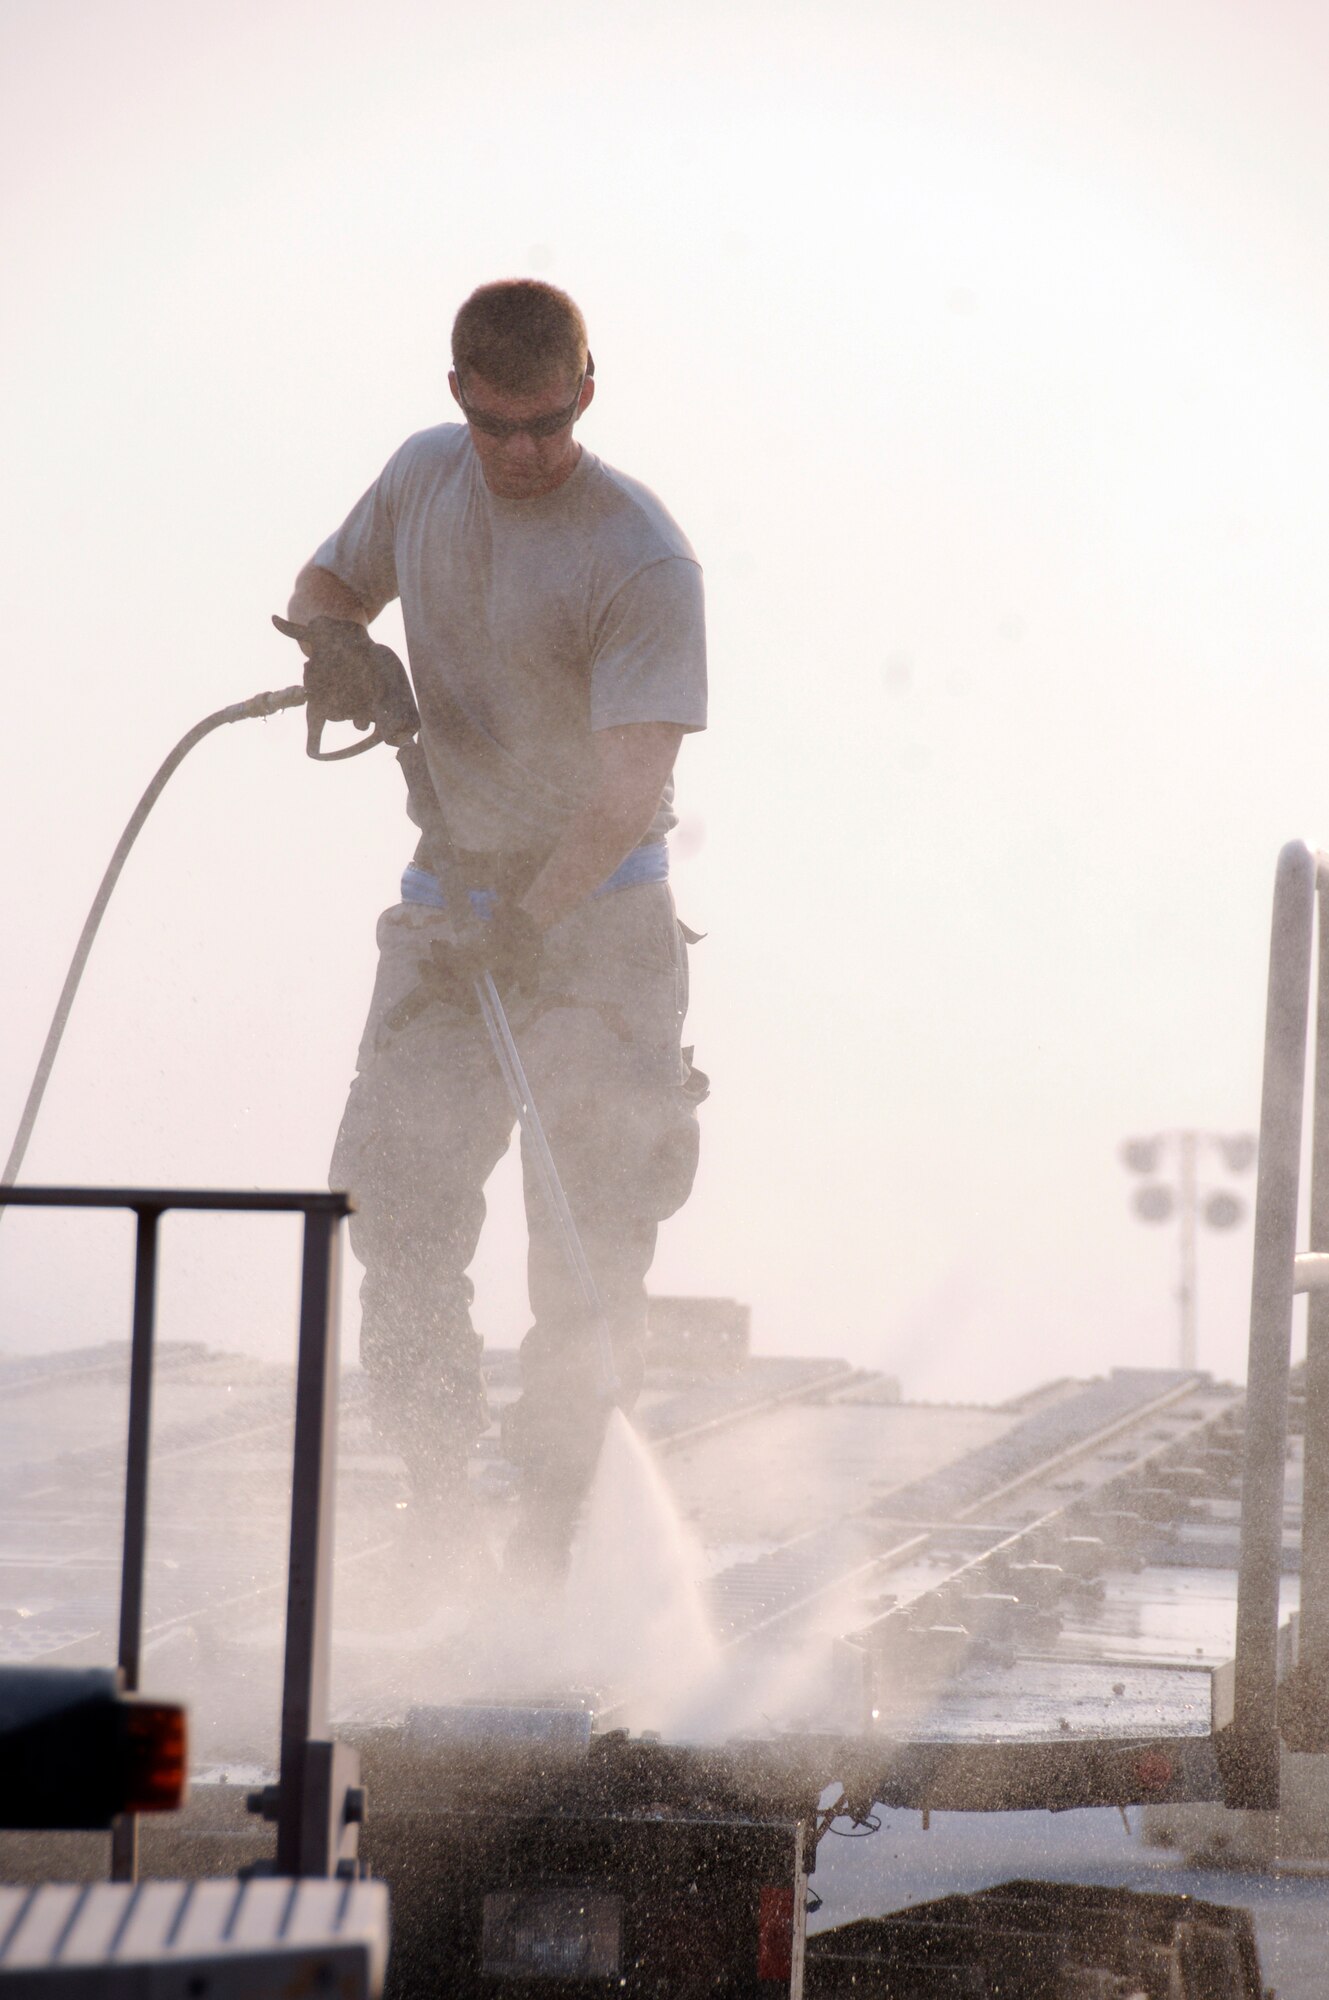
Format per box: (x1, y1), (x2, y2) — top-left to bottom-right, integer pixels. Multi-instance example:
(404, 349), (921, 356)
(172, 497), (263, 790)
(0, 1336), (1291, 1814)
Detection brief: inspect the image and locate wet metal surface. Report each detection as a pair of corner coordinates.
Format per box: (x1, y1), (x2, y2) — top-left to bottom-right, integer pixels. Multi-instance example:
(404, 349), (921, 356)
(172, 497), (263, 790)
(0, 1346), (1301, 1781)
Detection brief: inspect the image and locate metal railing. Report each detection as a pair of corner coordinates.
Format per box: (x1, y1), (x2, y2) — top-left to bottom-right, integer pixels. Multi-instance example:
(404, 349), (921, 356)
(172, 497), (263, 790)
(0, 1185), (360, 1880)
(1228, 842), (1329, 1804)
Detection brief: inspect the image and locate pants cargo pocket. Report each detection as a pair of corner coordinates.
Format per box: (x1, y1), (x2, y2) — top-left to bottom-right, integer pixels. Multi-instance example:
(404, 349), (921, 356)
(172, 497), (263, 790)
(645, 1053), (709, 1222)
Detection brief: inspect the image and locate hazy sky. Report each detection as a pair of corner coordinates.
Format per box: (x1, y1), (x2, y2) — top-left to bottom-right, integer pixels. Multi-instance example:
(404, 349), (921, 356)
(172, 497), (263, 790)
(3, 0), (1328, 1401)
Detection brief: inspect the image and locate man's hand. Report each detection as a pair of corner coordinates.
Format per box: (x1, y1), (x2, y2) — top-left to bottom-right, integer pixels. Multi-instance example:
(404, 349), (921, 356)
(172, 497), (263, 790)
(386, 906), (544, 1033)
(455, 905), (543, 996)
(273, 614), (384, 728)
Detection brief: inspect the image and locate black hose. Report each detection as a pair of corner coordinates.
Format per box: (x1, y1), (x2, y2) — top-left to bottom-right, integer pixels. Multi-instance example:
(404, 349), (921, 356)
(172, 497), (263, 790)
(1, 684), (307, 1195)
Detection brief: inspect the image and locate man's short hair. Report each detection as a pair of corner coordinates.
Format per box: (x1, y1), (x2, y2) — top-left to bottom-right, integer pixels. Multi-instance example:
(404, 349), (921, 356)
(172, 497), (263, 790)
(452, 280), (589, 392)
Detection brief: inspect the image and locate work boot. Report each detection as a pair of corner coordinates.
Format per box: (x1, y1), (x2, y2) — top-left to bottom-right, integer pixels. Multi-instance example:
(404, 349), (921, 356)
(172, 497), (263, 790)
(358, 1371), (496, 1612)
(344, 1434), (498, 1632)
(502, 1481), (584, 1594)
(499, 1384), (611, 1590)
(396, 1481), (499, 1599)
(338, 1476), (496, 1637)
(498, 1318), (646, 1587)
(498, 1391), (585, 1588)
(365, 1361), (491, 1491)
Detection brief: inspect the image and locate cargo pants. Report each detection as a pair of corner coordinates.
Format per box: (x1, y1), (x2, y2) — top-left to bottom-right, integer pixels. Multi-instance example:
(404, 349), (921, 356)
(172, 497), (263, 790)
(330, 878), (701, 1510)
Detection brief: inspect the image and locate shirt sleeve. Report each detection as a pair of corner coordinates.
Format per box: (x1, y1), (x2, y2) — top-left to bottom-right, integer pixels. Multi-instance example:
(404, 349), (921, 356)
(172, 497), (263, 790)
(309, 453), (403, 620)
(589, 556), (708, 733)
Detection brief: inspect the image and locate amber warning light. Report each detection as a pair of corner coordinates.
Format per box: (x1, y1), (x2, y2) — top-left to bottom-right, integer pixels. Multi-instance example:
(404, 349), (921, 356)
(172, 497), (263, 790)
(0, 1667), (189, 1832)
(122, 1699), (189, 1814)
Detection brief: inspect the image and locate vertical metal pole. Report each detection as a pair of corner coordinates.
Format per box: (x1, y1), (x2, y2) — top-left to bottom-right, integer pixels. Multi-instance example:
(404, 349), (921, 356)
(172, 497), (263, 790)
(1293, 871), (1329, 1747)
(110, 1204), (160, 1883)
(1230, 841), (1315, 1806)
(276, 1209), (341, 1876)
(1178, 1131), (1198, 1372)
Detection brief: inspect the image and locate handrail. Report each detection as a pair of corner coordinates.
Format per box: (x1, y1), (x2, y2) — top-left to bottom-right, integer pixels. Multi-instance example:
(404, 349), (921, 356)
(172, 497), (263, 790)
(0, 1185), (358, 1881)
(1227, 843), (1329, 1804)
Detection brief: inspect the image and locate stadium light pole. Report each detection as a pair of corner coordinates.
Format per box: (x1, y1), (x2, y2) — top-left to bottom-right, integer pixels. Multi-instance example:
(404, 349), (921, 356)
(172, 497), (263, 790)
(1120, 1131), (1258, 1371)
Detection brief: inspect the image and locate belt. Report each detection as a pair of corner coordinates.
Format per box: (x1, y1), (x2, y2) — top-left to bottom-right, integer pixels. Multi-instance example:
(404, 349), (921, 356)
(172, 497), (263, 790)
(400, 839), (668, 917)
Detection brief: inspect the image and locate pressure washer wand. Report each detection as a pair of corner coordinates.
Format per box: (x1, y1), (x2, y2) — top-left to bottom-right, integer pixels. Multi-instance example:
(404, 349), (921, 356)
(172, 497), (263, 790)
(471, 969), (622, 1405)
(1, 684), (307, 1198)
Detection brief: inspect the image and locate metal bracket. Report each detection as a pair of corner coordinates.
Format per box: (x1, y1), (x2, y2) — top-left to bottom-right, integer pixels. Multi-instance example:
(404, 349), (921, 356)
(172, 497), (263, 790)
(254, 1742), (365, 1876)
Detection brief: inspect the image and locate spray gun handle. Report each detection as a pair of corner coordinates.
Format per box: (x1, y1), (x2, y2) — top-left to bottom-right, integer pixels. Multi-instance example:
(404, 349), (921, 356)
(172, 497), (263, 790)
(304, 710), (386, 760)
(304, 648), (421, 761)
(272, 615), (420, 761)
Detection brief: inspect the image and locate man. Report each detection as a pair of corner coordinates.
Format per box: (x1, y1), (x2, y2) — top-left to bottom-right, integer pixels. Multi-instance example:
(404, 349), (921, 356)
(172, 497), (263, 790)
(284, 280), (707, 1576)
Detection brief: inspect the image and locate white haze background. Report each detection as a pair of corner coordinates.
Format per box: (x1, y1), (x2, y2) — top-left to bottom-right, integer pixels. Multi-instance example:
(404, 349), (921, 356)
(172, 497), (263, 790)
(3, 0), (1329, 1401)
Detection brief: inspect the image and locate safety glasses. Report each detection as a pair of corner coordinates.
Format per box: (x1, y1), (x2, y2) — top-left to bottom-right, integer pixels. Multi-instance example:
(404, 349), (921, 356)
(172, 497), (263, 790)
(455, 365), (590, 440)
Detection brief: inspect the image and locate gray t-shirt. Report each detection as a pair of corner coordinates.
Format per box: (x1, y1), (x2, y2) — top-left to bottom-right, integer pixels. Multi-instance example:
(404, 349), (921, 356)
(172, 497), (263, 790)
(312, 424), (707, 855)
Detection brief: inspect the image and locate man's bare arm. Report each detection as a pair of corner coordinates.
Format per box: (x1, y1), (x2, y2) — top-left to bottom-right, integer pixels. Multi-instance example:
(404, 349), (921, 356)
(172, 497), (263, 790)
(287, 561), (372, 626)
(520, 723), (685, 933)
